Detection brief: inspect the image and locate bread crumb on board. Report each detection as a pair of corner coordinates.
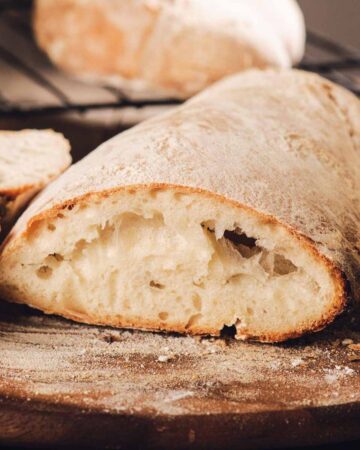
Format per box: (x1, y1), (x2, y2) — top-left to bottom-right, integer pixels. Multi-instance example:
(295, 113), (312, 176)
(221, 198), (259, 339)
(291, 358), (305, 368)
(158, 355), (173, 363)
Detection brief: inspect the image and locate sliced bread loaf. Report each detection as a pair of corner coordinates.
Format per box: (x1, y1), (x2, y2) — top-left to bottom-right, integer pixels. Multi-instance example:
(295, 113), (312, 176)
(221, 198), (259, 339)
(0, 129), (71, 231)
(0, 71), (358, 342)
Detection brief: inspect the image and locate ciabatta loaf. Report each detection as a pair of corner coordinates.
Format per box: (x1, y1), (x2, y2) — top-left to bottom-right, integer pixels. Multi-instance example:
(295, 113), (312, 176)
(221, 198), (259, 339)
(0, 70), (359, 342)
(0, 130), (71, 232)
(34, 0), (305, 99)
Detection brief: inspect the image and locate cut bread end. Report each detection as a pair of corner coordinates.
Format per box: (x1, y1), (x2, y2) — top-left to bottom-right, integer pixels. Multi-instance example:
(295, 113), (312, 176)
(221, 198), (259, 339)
(0, 129), (72, 232)
(0, 186), (346, 342)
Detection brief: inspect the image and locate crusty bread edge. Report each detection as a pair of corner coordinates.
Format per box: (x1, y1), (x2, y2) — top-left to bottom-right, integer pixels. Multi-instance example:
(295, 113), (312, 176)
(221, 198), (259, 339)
(0, 183), (347, 343)
(0, 129), (72, 198)
(0, 183), (52, 199)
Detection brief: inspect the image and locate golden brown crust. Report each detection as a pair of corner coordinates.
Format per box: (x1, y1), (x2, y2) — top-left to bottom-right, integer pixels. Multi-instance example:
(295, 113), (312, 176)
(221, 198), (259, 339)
(0, 183), (40, 198)
(0, 183), (347, 343)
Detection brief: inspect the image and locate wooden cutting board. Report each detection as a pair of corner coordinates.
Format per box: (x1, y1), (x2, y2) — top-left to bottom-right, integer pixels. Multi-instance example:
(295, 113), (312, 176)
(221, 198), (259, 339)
(0, 301), (360, 450)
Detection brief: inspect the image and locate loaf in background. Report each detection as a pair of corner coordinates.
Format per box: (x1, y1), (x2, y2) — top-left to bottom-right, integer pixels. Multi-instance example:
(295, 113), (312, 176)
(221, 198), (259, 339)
(33, 0), (305, 99)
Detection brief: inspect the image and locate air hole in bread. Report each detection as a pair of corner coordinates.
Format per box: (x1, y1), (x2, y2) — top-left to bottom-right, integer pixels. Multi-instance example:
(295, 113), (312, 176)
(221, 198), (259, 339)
(259, 252), (297, 276)
(50, 253), (64, 262)
(150, 280), (165, 289)
(221, 324), (237, 338)
(273, 254), (297, 275)
(226, 273), (244, 284)
(158, 311), (169, 320)
(223, 229), (259, 259)
(36, 265), (53, 279)
(185, 313), (203, 329)
(192, 294), (202, 311)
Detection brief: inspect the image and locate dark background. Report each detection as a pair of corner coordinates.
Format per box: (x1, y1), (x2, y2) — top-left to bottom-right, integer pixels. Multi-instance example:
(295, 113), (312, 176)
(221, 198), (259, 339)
(299, 0), (360, 47)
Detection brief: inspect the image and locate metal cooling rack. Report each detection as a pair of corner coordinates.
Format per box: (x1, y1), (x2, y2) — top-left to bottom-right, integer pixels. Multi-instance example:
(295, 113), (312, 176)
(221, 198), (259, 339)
(0, 0), (359, 117)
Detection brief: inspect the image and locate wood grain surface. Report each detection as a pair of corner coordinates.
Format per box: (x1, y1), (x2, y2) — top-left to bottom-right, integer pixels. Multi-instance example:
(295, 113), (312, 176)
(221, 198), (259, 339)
(0, 301), (360, 450)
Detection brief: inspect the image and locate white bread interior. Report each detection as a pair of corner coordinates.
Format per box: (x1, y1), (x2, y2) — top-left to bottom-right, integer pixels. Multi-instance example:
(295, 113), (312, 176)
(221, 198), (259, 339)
(0, 69), (358, 342)
(0, 187), (341, 342)
(0, 130), (71, 227)
(33, 0), (305, 99)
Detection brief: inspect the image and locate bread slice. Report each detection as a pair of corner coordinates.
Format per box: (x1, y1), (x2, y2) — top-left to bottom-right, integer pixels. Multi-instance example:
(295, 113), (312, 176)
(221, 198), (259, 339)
(33, 0), (305, 99)
(0, 130), (71, 233)
(0, 70), (359, 342)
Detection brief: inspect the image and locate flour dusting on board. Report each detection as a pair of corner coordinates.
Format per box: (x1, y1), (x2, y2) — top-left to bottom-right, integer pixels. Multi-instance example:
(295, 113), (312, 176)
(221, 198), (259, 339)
(0, 303), (360, 415)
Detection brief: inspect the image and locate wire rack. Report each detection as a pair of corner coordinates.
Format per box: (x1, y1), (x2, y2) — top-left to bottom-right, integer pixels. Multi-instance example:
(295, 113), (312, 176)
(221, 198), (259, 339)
(0, 0), (359, 117)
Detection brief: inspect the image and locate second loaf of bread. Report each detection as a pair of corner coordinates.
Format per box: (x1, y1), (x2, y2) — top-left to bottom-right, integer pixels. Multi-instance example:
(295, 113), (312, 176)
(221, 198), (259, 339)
(34, 0), (305, 99)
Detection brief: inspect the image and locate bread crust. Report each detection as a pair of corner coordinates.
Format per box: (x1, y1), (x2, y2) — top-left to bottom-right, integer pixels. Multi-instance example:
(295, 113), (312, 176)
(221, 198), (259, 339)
(33, 0), (305, 98)
(0, 129), (71, 230)
(0, 70), (358, 342)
